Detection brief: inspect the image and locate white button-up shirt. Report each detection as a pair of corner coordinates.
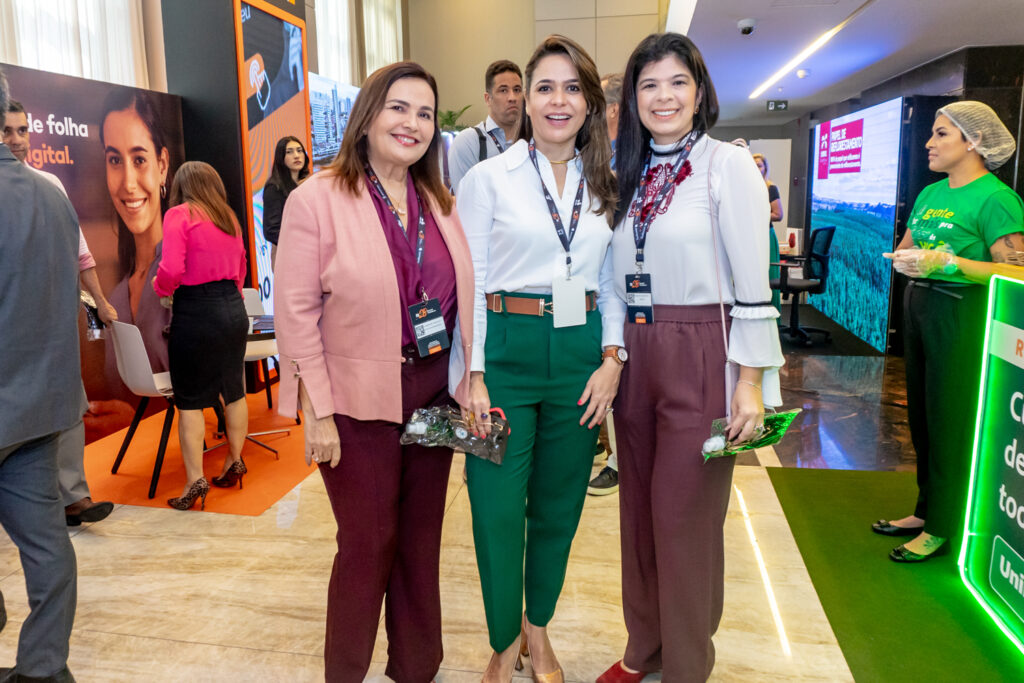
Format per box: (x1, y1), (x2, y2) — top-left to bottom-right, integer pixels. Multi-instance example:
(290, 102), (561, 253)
(456, 139), (620, 372)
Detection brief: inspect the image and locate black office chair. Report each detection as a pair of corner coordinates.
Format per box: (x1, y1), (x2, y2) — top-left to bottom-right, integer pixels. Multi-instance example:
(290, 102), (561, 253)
(770, 226), (836, 346)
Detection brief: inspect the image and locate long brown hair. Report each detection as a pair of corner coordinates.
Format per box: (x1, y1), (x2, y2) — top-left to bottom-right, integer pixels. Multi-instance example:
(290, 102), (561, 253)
(169, 161), (240, 236)
(327, 61), (453, 215)
(515, 35), (617, 221)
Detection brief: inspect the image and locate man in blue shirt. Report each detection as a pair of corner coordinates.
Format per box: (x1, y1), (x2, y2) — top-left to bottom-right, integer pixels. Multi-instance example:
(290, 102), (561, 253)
(445, 60), (522, 193)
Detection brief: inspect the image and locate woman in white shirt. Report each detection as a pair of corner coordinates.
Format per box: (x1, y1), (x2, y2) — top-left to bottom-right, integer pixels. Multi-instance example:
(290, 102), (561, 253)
(456, 34), (622, 683)
(596, 33), (785, 683)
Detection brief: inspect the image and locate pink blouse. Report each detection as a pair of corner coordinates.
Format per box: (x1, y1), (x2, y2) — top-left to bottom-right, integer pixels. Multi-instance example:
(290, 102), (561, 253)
(153, 203), (247, 297)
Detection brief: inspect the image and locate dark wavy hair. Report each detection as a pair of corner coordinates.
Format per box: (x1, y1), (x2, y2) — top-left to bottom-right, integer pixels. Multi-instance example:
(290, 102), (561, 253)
(614, 33), (719, 226)
(515, 35), (617, 221)
(327, 61), (453, 215)
(266, 135), (310, 194)
(99, 89), (171, 279)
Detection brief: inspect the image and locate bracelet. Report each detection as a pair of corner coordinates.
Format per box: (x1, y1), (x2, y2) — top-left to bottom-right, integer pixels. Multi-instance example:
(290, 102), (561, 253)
(737, 379), (762, 391)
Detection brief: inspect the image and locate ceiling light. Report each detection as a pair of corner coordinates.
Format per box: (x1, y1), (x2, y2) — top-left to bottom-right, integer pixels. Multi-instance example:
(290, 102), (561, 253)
(749, 0), (877, 99)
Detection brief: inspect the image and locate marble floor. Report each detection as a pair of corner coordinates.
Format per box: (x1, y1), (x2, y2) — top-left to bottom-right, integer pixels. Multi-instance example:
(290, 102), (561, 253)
(2, 348), (917, 681)
(773, 353), (916, 472)
(0, 452), (853, 682)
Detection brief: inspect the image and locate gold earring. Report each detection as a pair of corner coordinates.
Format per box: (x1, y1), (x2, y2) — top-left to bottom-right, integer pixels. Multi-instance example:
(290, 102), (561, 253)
(695, 104), (700, 115)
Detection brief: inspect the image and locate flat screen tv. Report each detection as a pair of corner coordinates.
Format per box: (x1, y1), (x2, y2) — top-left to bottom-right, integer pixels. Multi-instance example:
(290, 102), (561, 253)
(809, 96), (903, 352)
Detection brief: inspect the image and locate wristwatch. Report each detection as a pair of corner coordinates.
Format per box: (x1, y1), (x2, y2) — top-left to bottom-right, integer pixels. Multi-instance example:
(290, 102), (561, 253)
(603, 346), (628, 365)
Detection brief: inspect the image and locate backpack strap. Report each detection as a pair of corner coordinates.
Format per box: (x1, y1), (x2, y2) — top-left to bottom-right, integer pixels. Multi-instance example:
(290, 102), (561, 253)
(474, 126), (488, 162)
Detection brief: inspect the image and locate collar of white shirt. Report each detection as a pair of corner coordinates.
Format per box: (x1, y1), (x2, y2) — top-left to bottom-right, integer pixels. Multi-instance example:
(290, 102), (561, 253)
(503, 139), (582, 174)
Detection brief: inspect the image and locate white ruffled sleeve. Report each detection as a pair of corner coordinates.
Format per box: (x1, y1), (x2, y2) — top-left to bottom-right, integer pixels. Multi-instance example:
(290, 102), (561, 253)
(713, 145), (786, 407)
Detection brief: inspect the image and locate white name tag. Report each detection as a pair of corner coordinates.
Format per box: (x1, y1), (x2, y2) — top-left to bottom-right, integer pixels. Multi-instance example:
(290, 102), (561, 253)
(552, 273), (586, 328)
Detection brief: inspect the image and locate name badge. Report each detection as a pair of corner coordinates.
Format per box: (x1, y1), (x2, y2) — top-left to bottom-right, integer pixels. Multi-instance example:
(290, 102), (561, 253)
(408, 298), (450, 357)
(552, 273), (586, 328)
(625, 273), (653, 324)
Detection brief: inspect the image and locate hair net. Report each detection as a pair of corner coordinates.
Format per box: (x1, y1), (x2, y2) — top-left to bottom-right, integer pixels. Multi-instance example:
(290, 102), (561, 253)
(937, 101), (1017, 170)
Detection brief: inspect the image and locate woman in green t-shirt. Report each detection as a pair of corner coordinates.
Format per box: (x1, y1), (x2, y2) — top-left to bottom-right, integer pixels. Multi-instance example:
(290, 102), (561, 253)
(877, 101), (1024, 562)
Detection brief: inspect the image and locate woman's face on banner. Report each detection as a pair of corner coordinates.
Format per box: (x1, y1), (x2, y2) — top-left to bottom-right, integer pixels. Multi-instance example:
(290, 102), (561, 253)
(103, 108), (169, 236)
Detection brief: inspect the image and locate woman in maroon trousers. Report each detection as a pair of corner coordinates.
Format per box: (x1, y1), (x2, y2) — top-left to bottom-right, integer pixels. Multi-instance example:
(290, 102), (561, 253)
(274, 62), (476, 682)
(597, 33), (784, 682)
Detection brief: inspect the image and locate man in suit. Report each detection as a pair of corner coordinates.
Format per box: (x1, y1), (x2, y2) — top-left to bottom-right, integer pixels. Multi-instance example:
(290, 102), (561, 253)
(3, 98), (116, 527)
(0, 66), (80, 683)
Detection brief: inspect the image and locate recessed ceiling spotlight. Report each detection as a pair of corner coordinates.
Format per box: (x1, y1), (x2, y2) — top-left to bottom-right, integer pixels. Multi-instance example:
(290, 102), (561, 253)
(796, 69), (811, 78)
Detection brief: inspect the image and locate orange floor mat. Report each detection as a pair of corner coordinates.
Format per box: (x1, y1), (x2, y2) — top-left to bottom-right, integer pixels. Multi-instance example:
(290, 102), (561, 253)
(83, 385), (316, 516)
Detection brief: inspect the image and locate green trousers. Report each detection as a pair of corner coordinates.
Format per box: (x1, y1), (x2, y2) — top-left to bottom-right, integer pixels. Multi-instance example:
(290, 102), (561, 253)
(467, 293), (602, 651)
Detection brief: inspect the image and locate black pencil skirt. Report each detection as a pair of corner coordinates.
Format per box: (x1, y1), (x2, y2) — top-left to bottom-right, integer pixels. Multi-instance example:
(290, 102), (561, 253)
(168, 280), (248, 411)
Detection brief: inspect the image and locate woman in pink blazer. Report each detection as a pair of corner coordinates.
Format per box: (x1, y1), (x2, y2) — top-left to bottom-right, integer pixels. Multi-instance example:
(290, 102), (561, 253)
(274, 62), (474, 683)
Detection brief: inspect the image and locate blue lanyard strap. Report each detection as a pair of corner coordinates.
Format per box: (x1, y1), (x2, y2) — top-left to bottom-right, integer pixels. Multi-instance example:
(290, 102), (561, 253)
(484, 126), (505, 153)
(527, 141), (586, 275)
(630, 130), (704, 269)
(365, 166), (429, 299)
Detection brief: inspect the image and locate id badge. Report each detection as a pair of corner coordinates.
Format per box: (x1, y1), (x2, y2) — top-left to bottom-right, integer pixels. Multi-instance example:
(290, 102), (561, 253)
(625, 273), (653, 324)
(408, 298), (450, 357)
(552, 273), (586, 328)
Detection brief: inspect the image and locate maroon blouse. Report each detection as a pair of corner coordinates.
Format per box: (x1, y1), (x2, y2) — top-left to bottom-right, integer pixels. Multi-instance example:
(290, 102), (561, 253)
(367, 174), (457, 346)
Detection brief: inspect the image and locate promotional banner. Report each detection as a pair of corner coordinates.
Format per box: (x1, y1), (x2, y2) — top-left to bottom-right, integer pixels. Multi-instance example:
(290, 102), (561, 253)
(234, 0), (311, 316)
(809, 97), (903, 351)
(308, 72), (359, 173)
(2, 62), (186, 442)
(961, 275), (1024, 656)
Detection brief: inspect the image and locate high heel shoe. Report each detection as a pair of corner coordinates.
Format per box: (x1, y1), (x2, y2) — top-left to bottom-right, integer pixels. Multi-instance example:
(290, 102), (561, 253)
(483, 632), (523, 682)
(211, 458), (247, 489)
(167, 477), (210, 510)
(596, 661), (646, 683)
(521, 616), (563, 683)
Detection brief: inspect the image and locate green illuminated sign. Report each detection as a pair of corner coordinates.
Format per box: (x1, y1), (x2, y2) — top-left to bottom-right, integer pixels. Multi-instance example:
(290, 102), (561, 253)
(961, 275), (1024, 655)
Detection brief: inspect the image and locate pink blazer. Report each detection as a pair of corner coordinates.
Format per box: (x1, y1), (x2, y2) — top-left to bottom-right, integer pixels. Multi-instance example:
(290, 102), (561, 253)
(274, 172), (474, 423)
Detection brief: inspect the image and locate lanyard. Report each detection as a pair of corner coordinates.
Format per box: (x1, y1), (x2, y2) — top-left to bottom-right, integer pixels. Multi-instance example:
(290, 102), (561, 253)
(527, 141), (586, 276)
(365, 166), (429, 298)
(483, 125), (505, 153)
(630, 130), (703, 271)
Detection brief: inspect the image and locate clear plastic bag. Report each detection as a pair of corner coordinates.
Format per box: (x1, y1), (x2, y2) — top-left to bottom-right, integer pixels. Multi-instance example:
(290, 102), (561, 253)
(400, 406), (511, 465)
(701, 409), (802, 462)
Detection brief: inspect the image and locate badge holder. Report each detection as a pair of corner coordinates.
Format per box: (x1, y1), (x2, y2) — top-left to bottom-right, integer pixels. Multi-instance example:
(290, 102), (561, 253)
(408, 297), (450, 357)
(626, 271), (653, 324)
(552, 262), (586, 328)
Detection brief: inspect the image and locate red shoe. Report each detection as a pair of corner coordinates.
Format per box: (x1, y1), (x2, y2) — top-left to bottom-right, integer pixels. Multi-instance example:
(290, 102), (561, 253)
(596, 661), (645, 683)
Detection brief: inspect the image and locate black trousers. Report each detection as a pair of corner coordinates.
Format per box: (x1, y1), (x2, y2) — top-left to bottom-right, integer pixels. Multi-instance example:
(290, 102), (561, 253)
(903, 281), (987, 541)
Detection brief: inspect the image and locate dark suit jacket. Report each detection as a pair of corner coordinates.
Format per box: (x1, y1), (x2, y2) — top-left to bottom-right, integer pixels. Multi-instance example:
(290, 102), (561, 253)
(0, 145), (87, 448)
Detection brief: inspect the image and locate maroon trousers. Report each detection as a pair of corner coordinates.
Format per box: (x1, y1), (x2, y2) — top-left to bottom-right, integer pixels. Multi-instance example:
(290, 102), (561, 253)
(613, 305), (735, 683)
(320, 348), (453, 683)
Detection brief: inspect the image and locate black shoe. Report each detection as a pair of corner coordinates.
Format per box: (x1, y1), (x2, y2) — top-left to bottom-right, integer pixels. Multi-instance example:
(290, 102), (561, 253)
(889, 540), (950, 563)
(588, 466), (619, 496)
(872, 519), (924, 536)
(64, 498), (114, 527)
(0, 667), (76, 683)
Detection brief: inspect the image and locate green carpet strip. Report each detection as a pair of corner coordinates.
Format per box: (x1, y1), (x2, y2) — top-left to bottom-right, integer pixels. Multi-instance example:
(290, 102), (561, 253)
(767, 468), (1023, 681)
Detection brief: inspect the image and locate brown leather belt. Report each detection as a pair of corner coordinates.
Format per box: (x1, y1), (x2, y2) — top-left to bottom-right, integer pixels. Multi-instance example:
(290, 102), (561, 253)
(486, 292), (597, 316)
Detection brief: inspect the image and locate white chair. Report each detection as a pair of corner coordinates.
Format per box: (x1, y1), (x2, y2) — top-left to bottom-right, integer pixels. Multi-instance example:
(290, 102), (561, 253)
(243, 287), (278, 409)
(109, 321), (176, 499)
